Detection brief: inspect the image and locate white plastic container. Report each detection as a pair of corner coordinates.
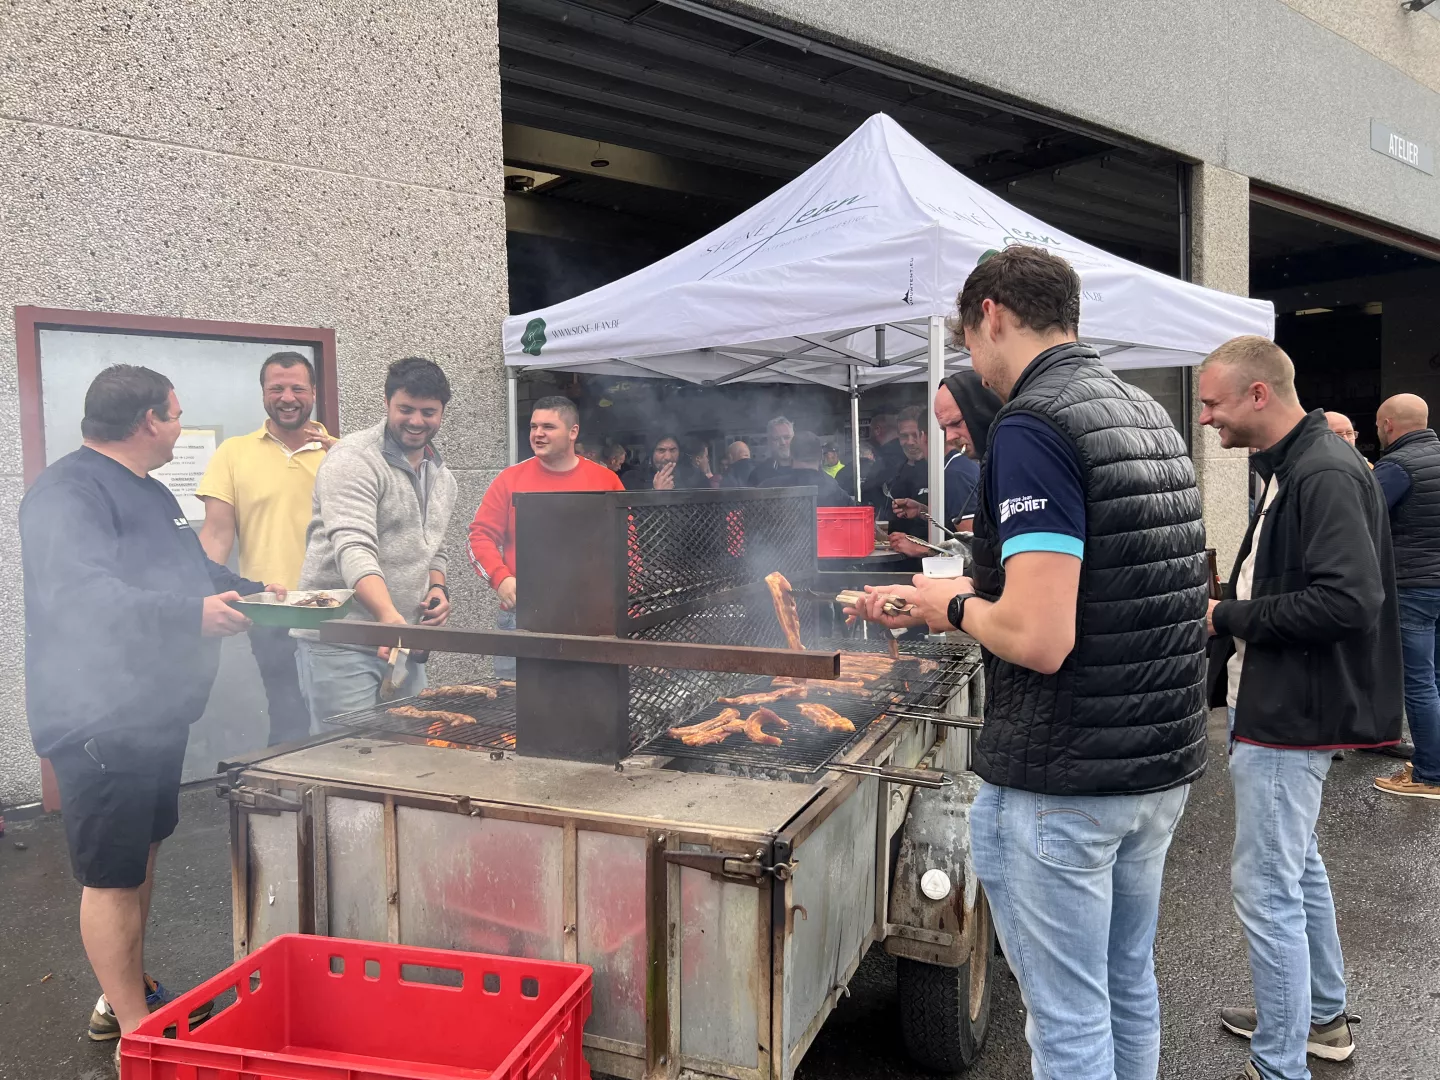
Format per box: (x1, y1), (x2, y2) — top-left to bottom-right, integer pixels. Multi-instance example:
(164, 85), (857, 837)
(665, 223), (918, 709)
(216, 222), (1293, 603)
(922, 556), (967, 579)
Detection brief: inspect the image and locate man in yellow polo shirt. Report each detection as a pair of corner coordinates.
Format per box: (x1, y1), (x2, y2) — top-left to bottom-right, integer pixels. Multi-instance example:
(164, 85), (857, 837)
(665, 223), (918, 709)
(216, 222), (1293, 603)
(197, 351), (334, 745)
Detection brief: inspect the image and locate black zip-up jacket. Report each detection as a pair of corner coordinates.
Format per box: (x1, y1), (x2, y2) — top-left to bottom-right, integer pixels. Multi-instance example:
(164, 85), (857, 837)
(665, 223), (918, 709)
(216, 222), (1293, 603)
(1209, 410), (1403, 749)
(21, 447), (262, 757)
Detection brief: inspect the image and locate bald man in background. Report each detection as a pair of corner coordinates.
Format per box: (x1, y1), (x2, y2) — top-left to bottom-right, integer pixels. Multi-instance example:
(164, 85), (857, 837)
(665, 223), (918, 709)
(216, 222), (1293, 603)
(1373, 393), (1439, 798)
(1323, 411), (1371, 468)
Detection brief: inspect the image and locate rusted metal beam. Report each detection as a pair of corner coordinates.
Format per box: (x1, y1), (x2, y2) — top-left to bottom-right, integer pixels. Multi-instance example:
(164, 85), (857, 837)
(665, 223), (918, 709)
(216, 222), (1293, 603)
(319, 621), (840, 679)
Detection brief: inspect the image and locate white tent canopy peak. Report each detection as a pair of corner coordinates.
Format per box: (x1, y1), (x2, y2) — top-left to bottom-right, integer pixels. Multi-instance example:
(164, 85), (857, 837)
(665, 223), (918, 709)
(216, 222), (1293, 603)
(504, 112), (1274, 388)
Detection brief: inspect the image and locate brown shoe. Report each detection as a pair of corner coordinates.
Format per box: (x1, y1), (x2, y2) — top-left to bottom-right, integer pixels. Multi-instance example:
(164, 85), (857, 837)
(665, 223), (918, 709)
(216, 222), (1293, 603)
(1374, 764), (1440, 801)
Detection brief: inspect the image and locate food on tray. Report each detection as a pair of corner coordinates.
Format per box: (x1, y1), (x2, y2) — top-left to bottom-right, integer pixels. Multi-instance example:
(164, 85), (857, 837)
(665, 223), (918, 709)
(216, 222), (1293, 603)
(742, 707), (787, 746)
(498, 680), (516, 687)
(765, 571), (805, 651)
(669, 708), (744, 746)
(293, 592), (340, 608)
(388, 705), (475, 727)
(798, 702), (856, 733)
(717, 684), (808, 706)
(419, 684), (499, 699)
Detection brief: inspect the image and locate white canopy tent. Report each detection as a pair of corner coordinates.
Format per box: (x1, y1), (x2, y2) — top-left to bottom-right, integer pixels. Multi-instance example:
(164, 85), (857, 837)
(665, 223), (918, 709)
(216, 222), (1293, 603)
(503, 113), (1274, 533)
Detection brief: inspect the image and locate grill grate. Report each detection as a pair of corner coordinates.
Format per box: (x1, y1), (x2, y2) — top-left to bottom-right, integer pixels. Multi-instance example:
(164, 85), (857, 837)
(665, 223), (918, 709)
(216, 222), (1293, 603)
(623, 496), (814, 619)
(643, 690), (901, 773)
(637, 641), (979, 777)
(322, 688), (517, 750)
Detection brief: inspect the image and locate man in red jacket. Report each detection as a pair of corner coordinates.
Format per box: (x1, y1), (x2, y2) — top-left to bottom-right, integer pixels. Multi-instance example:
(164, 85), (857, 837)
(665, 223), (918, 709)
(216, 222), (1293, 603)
(469, 396), (623, 675)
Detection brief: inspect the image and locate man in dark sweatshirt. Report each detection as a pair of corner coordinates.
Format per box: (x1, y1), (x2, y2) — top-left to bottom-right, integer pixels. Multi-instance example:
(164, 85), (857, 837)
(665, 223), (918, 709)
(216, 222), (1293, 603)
(20, 364), (280, 1049)
(1199, 336), (1401, 1079)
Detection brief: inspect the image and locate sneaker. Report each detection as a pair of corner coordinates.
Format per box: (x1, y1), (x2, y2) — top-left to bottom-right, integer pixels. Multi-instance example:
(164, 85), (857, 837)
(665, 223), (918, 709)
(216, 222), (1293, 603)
(1220, 1006), (1358, 1062)
(87, 974), (214, 1041)
(1374, 763), (1440, 800)
(1230, 1064), (1261, 1080)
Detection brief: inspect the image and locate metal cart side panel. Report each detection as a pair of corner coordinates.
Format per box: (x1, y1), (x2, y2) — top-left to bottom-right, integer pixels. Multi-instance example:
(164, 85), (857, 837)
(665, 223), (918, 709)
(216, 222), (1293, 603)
(780, 777), (880, 1077)
(246, 807), (300, 949)
(325, 796), (387, 941)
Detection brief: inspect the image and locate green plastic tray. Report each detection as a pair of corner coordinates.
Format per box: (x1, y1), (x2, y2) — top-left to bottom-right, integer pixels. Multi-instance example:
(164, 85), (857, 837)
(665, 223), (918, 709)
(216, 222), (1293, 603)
(233, 589), (356, 629)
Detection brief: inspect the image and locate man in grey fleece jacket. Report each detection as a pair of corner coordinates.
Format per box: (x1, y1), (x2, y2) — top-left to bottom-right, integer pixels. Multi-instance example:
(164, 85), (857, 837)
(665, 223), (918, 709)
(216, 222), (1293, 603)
(294, 358), (457, 731)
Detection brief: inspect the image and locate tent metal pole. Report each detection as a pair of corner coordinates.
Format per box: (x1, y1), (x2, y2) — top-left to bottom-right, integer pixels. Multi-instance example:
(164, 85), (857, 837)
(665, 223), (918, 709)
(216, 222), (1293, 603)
(506, 372), (520, 465)
(849, 363), (863, 502)
(927, 315), (945, 546)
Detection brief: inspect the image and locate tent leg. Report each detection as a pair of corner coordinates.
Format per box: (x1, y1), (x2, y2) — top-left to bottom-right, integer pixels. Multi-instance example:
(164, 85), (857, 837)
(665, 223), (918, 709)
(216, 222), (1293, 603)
(849, 367), (863, 503)
(927, 316), (945, 547)
(507, 372), (520, 466)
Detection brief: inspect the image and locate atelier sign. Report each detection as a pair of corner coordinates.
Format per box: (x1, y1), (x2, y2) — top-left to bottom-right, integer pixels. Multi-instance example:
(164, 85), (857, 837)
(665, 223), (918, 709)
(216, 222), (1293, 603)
(1371, 120), (1434, 176)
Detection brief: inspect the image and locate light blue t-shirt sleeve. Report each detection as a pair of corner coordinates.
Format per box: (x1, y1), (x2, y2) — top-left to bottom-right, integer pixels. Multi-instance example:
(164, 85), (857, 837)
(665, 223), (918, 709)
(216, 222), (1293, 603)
(987, 414), (1086, 563)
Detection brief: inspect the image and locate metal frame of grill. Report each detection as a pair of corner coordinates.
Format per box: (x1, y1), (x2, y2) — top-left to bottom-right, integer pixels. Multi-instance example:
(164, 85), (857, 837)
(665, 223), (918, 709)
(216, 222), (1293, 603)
(320, 486), (934, 767)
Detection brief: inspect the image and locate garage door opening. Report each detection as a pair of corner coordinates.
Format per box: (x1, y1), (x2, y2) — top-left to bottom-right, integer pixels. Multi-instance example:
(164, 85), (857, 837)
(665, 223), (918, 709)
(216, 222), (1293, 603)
(1251, 191), (1440, 459)
(499, 0), (1195, 463)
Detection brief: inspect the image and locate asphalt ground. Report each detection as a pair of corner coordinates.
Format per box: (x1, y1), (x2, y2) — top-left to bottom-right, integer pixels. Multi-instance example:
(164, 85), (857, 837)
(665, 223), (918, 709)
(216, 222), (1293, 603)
(1, 710), (1436, 1080)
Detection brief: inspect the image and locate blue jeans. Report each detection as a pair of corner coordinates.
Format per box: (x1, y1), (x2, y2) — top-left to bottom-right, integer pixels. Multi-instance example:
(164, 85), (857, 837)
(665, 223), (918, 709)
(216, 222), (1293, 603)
(493, 608), (516, 680)
(1228, 711), (1347, 1080)
(295, 639), (427, 735)
(1398, 586), (1440, 784)
(969, 780), (1191, 1080)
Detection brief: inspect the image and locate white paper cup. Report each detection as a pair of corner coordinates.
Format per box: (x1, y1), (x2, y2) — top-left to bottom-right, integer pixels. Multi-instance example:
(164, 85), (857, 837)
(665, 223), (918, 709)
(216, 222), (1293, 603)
(923, 556), (967, 579)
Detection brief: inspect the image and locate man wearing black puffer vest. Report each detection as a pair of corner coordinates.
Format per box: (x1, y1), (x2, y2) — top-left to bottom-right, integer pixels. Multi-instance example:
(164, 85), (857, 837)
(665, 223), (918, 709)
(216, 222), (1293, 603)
(1371, 392), (1440, 799)
(1198, 335), (1401, 1080)
(849, 246), (1208, 1080)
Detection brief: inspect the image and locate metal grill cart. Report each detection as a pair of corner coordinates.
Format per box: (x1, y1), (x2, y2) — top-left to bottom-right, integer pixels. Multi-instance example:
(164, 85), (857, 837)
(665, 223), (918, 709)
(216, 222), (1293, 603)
(220, 489), (994, 1079)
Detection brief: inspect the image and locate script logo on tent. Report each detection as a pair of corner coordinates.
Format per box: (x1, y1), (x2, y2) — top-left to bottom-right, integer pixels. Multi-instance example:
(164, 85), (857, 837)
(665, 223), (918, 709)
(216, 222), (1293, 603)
(521, 318), (547, 356)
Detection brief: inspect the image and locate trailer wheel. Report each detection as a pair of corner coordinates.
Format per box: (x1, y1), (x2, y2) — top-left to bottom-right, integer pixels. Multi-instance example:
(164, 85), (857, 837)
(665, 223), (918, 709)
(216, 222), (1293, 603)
(897, 889), (994, 1073)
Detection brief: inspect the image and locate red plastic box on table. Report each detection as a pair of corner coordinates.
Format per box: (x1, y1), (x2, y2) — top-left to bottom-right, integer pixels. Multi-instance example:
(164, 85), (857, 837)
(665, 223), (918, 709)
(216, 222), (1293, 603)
(816, 505), (875, 558)
(120, 934), (592, 1080)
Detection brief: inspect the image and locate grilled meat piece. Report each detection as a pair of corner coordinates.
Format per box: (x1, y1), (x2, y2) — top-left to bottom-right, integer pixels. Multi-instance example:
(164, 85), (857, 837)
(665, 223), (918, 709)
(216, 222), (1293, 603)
(293, 592), (340, 608)
(743, 708), (787, 746)
(419, 684), (499, 699)
(669, 708), (744, 747)
(765, 571), (805, 652)
(798, 702), (856, 733)
(388, 705), (476, 727)
(887, 635), (901, 662)
(717, 684), (808, 706)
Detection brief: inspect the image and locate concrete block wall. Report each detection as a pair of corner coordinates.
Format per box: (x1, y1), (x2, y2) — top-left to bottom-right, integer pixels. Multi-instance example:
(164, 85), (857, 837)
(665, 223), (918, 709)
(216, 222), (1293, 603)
(0, 1), (509, 804)
(1189, 163), (1254, 578)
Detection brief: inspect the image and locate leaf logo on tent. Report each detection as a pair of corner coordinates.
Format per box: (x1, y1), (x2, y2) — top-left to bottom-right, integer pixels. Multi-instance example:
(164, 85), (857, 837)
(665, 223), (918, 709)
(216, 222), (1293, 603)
(978, 248), (1001, 265)
(521, 318), (547, 356)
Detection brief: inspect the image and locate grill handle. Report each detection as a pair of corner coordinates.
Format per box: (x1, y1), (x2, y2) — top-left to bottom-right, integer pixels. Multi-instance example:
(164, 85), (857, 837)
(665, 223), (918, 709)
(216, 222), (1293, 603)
(827, 762), (953, 788)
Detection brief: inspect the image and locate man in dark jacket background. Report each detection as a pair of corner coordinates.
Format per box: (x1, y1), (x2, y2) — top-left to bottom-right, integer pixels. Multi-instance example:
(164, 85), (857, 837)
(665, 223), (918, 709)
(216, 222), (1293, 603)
(851, 246), (1207, 1080)
(1199, 335), (1401, 1079)
(1371, 392), (1440, 799)
(755, 430), (854, 506)
(21, 365), (281, 1047)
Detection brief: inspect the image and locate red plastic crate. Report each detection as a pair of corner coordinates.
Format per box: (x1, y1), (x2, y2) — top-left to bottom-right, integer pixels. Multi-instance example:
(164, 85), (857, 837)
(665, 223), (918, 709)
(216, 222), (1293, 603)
(121, 934), (592, 1080)
(817, 505), (875, 557)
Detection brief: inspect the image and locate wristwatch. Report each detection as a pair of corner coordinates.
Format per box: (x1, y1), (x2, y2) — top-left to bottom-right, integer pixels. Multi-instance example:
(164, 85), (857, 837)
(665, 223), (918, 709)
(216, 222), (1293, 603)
(946, 592), (977, 632)
(427, 582), (450, 599)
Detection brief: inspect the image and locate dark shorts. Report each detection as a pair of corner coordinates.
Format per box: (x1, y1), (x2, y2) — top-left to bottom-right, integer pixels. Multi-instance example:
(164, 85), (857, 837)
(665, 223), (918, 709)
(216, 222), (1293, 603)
(48, 728), (189, 889)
